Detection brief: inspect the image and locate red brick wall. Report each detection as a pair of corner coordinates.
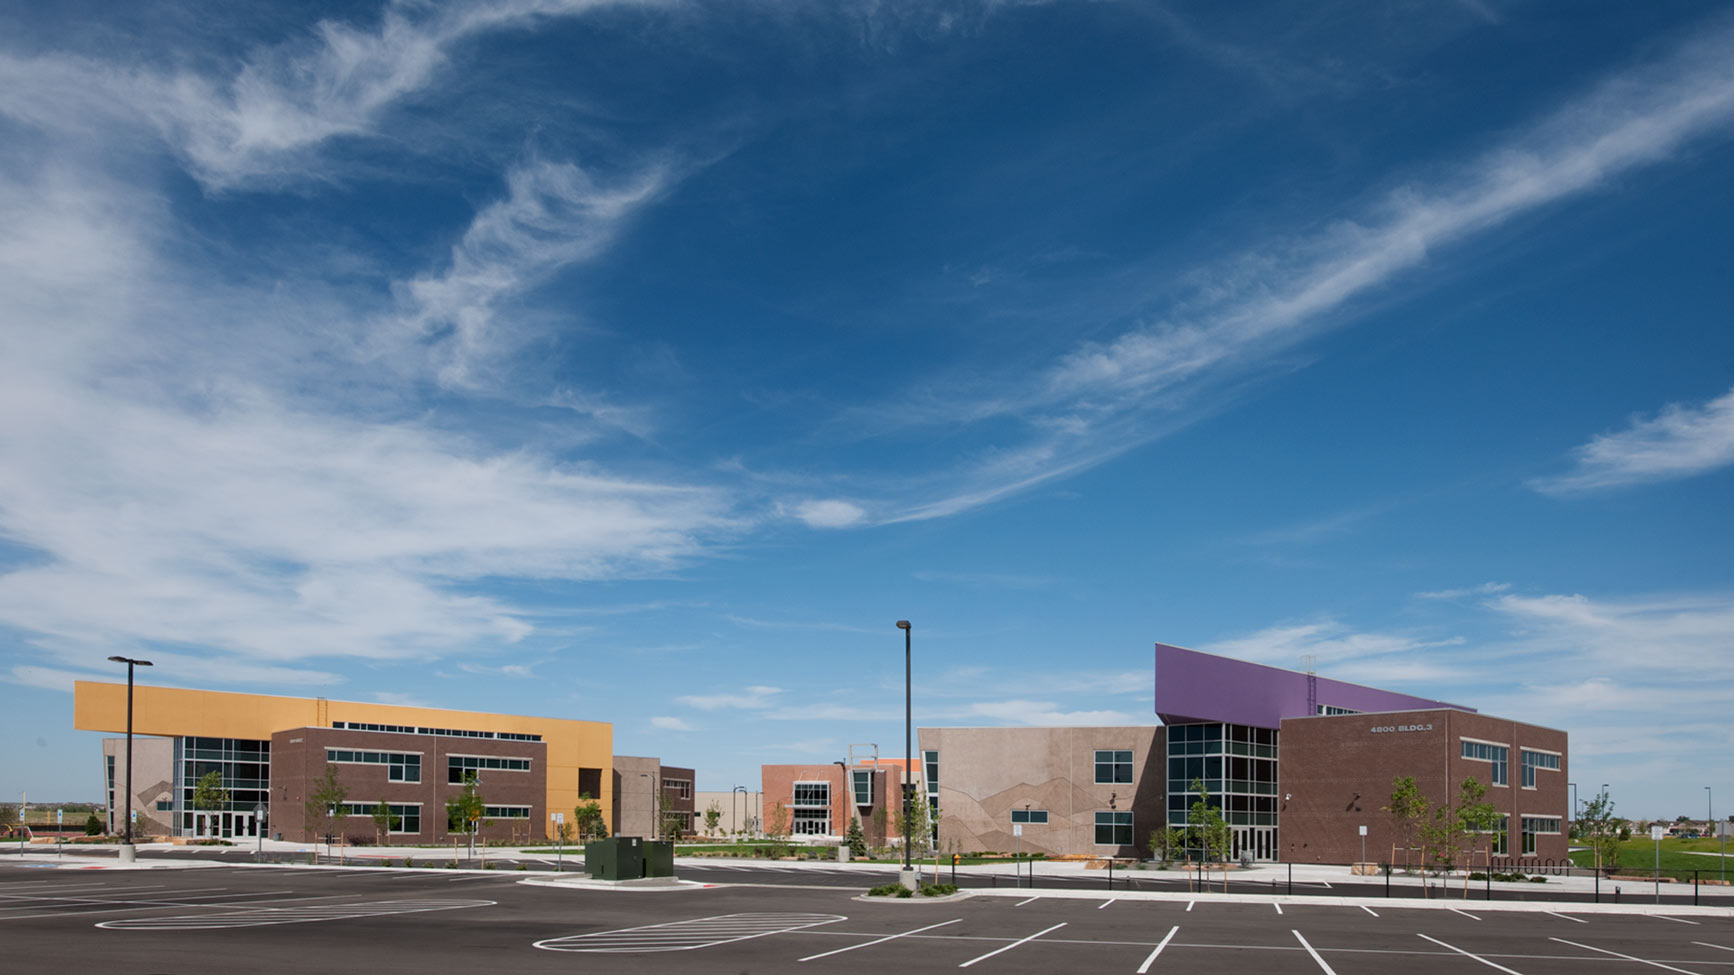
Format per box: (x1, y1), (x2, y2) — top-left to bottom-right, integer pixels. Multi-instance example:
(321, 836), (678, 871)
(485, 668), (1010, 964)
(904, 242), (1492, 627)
(761, 764), (847, 836)
(1278, 709), (1568, 866)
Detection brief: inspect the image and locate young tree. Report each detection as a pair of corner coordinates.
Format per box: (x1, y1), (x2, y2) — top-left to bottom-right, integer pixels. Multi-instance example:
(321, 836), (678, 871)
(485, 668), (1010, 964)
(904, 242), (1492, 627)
(1383, 775), (1431, 871)
(1186, 779), (1232, 892)
(305, 763), (349, 845)
(1150, 826), (1189, 865)
(445, 773), (487, 857)
(767, 801), (791, 856)
(573, 793), (606, 843)
(1426, 776), (1499, 897)
(0, 804), (16, 829)
(1577, 790), (1624, 874)
(898, 790), (934, 857)
(84, 811), (104, 836)
(845, 815), (867, 858)
(192, 769), (230, 838)
(371, 800), (401, 845)
(703, 801), (723, 837)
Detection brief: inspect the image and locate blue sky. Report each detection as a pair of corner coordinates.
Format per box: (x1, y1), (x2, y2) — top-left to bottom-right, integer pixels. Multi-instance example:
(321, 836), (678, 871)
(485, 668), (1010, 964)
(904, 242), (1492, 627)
(1, 0), (1731, 820)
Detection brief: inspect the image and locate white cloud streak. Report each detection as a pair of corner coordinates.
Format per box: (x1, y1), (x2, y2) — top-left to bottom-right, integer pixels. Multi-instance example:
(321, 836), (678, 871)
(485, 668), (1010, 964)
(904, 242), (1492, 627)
(1530, 387), (1734, 495)
(651, 715), (696, 731)
(0, 0), (662, 189)
(676, 685), (782, 710)
(875, 21), (1734, 521)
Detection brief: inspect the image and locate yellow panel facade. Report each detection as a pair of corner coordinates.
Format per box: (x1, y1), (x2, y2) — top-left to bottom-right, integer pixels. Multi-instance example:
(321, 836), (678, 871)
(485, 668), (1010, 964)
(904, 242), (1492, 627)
(74, 681), (614, 834)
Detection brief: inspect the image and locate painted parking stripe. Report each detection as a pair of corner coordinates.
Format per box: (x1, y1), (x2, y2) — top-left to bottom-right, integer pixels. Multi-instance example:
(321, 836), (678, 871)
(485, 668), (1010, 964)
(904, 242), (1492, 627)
(536, 913), (845, 953)
(1359, 905), (1379, 917)
(1185, 901), (1194, 912)
(1292, 930), (1339, 975)
(1098, 899), (1117, 910)
(1418, 933), (1526, 975)
(1014, 896), (1038, 907)
(958, 922), (1066, 968)
(1451, 908), (1481, 921)
(98, 898), (494, 931)
(1273, 903), (1283, 915)
(1545, 911), (1586, 923)
(1551, 937), (1707, 975)
(1135, 926), (1178, 974)
(1692, 943), (1734, 953)
(799, 917), (961, 961)
(1655, 916), (1700, 925)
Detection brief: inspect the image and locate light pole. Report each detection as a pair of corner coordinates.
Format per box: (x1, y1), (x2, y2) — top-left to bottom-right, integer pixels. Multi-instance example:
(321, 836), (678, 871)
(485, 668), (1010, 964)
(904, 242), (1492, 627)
(107, 656), (152, 863)
(732, 785), (747, 840)
(896, 620), (914, 890)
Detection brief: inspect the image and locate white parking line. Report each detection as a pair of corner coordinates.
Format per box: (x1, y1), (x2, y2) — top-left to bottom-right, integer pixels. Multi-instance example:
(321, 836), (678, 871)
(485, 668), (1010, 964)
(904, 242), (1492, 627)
(537, 913), (845, 953)
(1418, 933), (1525, 975)
(1014, 897), (1038, 907)
(958, 922), (1066, 968)
(1273, 903), (1283, 915)
(1292, 930), (1339, 975)
(1545, 911), (1586, 923)
(798, 917), (961, 961)
(1655, 916), (1700, 925)
(1185, 901), (1194, 912)
(1135, 926), (1178, 974)
(100, 898), (496, 931)
(1451, 908), (1481, 921)
(1098, 899), (1116, 910)
(1692, 943), (1734, 953)
(1551, 937), (1706, 975)
(1360, 905), (1379, 917)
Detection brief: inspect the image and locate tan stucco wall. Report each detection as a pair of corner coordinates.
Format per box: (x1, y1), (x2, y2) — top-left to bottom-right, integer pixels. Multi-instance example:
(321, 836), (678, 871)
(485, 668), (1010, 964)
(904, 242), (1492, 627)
(918, 725), (1163, 857)
(101, 736), (175, 836)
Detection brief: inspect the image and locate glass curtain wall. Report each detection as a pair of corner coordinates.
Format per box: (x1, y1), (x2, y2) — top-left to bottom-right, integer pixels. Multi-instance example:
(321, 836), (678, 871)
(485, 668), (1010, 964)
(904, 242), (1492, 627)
(175, 737), (270, 838)
(1165, 722), (1279, 861)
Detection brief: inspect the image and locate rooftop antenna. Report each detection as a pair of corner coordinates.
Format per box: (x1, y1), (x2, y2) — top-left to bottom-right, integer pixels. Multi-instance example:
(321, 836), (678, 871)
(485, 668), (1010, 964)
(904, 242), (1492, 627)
(1302, 654), (1318, 716)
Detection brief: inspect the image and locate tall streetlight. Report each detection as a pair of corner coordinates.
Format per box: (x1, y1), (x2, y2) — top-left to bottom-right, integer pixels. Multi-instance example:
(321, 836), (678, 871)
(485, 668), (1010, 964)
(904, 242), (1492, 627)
(107, 656), (152, 863)
(732, 785), (747, 839)
(896, 620), (914, 890)
(1710, 786), (1722, 885)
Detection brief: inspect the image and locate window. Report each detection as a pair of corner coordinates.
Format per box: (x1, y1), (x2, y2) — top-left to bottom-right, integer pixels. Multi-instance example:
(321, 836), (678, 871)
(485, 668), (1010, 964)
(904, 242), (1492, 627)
(1460, 739), (1509, 787)
(327, 748), (421, 783)
(1095, 749), (1134, 784)
(337, 802), (423, 833)
(792, 782), (829, 808)
(924, 750), (939, 796)
(665, 779), (692, 800)
(1095, 811), (1133, 845)
(446, 755), (532, 784)
(332, 721), (542, 742)
(1316, 705), (1360, 716)
(1519, 816), (1560, 855)
(1519, 749), (1560, 789)
(484, 806), (532, 819)
(1010, 809), (1049, 825)
(852, 770), (873, 807)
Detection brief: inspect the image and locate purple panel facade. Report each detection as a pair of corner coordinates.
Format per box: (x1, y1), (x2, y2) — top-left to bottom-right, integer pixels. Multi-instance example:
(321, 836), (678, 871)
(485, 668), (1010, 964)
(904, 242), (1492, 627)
(1153, 643), (1473, 729)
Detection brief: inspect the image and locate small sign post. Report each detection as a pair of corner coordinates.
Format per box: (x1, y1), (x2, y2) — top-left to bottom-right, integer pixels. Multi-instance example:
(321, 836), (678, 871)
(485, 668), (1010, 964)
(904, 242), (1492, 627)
(1359, 824), (1368, 869)
(1651, 825), (1665, 903)
(56, 809), (63, 856)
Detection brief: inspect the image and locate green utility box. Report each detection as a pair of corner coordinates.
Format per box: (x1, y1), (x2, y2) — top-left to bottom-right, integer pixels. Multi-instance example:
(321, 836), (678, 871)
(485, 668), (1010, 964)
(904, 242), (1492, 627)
(585, 837), (642, 880)
(642, 841), (674, 878)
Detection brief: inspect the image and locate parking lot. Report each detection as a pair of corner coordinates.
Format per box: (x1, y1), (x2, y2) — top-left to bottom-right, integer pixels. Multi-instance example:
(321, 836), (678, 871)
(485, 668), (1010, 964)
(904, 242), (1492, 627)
(4, 858), (1732, 975)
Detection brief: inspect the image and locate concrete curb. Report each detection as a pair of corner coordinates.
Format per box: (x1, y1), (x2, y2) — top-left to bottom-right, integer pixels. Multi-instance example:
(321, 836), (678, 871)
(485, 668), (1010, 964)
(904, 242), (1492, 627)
(518, 875), (719, 892)
(963, 885), (1734, 917)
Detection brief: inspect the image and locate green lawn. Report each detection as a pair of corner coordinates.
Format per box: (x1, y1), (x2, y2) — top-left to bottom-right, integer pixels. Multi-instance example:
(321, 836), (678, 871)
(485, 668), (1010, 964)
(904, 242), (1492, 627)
(1569, 836), (1733, 879)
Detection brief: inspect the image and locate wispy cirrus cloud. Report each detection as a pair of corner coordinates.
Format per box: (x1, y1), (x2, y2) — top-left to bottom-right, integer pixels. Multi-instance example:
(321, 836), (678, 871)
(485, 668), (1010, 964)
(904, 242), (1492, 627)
(0, 0), (661, 189)
(1208, 620), (1468, 686)
(651, 715), (696, 731)
(1529, 387), (1734, 495)
(864, 20), (1734, 522)
(389, 157), (672, 390)
(676, 685), (783, 710)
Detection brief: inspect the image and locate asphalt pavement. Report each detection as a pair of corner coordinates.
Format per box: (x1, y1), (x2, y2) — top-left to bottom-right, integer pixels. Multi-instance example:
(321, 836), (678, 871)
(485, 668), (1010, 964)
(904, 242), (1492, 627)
(3, 856), (1732, 975)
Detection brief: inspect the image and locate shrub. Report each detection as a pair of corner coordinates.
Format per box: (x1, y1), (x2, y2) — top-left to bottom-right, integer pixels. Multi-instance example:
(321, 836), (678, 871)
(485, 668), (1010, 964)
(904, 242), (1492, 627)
(921, 884), (957, 897)
(1528, 875), (1547, 883)
(867, 883), (904, 897)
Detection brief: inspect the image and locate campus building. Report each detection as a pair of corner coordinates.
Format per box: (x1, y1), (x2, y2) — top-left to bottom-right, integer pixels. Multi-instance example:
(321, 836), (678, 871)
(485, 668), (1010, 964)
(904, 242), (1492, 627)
(77, 682), (614, 843)
(759, 757), (912, 846)
(918, 644), (1569, 864)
